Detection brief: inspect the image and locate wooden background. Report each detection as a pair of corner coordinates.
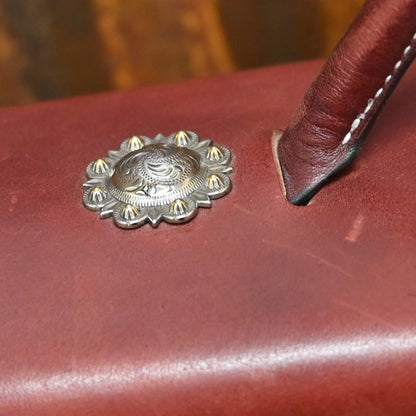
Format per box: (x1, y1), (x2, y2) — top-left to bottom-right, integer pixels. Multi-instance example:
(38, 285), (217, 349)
(0, 0), (365, 107)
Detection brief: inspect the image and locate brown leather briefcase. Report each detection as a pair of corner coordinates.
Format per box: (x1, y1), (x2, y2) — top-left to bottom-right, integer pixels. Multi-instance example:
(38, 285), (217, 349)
(1, 0), (415, 414)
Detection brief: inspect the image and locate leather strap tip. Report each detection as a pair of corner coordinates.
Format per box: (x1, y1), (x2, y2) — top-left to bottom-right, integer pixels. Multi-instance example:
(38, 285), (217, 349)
(275, 135), (360, 206)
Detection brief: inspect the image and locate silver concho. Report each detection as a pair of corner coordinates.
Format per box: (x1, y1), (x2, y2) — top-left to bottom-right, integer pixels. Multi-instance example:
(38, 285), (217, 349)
(83, 131), (233, 228)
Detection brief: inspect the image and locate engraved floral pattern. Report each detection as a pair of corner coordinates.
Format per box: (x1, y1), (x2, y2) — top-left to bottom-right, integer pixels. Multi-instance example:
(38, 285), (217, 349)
(83, 131), (233, 229)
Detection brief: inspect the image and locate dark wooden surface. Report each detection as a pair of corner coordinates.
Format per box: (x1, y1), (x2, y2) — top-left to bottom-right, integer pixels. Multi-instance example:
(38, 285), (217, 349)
(0, 0), (364, 107)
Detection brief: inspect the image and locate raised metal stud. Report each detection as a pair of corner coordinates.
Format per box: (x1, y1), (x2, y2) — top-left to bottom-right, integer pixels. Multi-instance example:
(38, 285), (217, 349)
(83, 131), (233, 229)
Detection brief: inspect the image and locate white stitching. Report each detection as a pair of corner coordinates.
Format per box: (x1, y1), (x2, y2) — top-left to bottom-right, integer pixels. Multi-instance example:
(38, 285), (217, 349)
(342, 32), (416, 146)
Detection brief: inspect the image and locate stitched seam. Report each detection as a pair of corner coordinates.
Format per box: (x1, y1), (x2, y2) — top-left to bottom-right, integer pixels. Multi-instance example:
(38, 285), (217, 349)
(342, 32), (416, 146)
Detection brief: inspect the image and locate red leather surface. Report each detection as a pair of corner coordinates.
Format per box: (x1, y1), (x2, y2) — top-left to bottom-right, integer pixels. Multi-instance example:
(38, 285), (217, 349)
(1, 60), (416, 415)
(277, 0), (416, 204)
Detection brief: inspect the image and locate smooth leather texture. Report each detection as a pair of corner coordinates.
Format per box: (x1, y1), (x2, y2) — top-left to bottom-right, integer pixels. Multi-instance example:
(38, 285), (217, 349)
(277, 0), (416, 204)
(1, 60), (416, 415)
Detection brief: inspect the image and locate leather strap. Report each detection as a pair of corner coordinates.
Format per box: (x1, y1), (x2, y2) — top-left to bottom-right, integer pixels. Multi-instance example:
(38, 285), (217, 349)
(276, 0), (416, 205)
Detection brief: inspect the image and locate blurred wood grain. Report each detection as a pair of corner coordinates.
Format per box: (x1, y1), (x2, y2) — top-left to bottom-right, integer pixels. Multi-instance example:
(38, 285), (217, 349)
(0, 0), (365, 107)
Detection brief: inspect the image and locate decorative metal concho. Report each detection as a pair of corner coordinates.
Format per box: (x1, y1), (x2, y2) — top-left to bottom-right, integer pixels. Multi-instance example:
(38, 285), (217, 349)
(83, 131), (233, 228)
